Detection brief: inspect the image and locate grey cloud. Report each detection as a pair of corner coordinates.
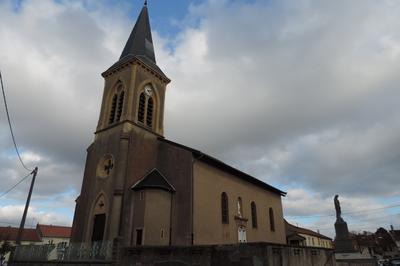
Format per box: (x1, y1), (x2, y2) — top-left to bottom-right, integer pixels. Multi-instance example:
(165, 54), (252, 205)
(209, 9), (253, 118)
(0, 0), (129, 199)
(1, 0), (400, 230)
(160, 0), (400, 199)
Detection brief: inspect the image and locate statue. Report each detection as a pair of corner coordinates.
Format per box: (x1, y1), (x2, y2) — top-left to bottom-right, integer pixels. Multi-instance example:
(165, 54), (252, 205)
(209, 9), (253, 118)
(333, 194), (356, 253)
(334, 194), (341, 219)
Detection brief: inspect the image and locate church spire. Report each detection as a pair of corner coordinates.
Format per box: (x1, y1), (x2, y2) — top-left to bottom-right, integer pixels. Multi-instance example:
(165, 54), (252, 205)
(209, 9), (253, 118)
(120, 3), (156, 63)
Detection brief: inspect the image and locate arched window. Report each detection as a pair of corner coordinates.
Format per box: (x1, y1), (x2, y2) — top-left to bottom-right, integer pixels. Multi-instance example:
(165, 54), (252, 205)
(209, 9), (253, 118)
(146, 97), (153, 127)
(138, 93), (146, 123)
(221, 192), (229, 224)
(116, 90), (125, 122)
(269, 207), (275, 231)
(251, 202), (257, 228)
(137, 84), (156, 129)
(108, 94), (118, 124)
(237, 197), (243, 218)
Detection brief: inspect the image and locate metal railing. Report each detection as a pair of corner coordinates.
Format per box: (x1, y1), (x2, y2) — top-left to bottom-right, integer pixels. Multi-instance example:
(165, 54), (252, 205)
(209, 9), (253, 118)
(13, 241), (113, 262)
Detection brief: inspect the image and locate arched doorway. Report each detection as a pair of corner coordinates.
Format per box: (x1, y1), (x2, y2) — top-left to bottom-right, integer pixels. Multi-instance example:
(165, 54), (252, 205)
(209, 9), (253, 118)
(91, 194), (107, 243)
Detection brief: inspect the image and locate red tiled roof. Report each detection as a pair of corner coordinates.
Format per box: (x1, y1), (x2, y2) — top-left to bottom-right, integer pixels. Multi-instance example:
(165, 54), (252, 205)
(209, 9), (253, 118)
(0, 226), (41, 242)
(36, 224), (71, 238)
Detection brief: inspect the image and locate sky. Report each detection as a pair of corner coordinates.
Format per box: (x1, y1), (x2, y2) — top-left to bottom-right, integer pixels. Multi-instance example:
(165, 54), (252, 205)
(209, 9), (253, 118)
(0, 0), (399, 238)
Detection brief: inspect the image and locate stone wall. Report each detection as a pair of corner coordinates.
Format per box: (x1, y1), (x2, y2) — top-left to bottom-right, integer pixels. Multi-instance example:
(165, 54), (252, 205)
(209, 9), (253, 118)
(10, 261), (113, 266)
(10, 243), (380, 266)
(121, 242), (336, 266)
(336, 259), (377, 266)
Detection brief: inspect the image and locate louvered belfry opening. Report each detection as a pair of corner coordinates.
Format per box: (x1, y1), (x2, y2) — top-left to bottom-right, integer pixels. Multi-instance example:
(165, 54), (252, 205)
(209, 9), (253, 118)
(146, 97), (153, 127)
(109, 94), (118, 124)
(116, 90), (125, 122)
(108, 84), (125, 125)
(138, 93), (146, 123)
(137, 86), (156, 129)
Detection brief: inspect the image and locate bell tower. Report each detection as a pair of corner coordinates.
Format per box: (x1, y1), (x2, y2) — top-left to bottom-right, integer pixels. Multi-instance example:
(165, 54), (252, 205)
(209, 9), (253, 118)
(96, 2), (170, 136)
(71, 2), (171, 245)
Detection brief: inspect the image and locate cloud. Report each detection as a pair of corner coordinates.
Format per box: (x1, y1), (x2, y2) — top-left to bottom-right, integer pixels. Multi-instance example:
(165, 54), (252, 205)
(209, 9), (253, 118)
(283, 188), (398, 237)
(1, 0), (400, 232)
(0, 205), (72, 227)
(0, 0), (131, 226)
(159, 0), (400, 199)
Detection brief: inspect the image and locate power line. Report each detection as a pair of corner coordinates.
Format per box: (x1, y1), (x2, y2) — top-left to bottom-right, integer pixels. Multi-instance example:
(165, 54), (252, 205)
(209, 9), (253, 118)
(308, 214), (400, 231)
(343, 204), (400, 215)
(286, 203), (400, 218)
(0, 172), (33, 199)
(0, 69), (33, 172)
(291, 212), (400, 230)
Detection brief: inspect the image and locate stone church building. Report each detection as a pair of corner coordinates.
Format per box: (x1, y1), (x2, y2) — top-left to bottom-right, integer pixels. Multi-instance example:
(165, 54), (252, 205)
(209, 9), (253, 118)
(71, 3), (287, 247)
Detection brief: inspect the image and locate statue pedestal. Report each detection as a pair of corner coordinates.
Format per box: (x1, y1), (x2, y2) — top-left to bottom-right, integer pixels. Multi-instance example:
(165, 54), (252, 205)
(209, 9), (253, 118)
(334, 218), (355, 253)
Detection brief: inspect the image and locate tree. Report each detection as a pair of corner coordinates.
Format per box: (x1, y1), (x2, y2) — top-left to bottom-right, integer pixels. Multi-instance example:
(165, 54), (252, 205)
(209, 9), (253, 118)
(375, 227), (396, 252)
(0, 241), (13, 265)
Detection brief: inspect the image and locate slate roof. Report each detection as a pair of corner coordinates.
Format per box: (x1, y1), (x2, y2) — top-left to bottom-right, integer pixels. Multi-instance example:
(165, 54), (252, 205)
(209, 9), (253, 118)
(36, 224), (72, 238)
(285, 220), (332, 240)
(102, 4), (169, 81)
(131, 169), (176, 192)
(158, 138), (286, 196)
(120, 4), (155, 62)
(0, 226), (41, 242)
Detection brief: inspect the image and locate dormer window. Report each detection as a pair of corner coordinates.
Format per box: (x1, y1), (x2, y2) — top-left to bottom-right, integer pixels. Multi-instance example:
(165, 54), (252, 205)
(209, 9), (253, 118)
(137, 84), (155, 128)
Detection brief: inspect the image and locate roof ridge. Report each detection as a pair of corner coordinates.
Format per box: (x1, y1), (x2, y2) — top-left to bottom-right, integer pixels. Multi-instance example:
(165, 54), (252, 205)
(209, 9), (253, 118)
(158, 137), (286, 196)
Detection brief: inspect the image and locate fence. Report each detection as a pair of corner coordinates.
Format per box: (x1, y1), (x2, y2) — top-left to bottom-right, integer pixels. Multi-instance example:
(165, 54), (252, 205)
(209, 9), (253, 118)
(12, 241), (114, 262)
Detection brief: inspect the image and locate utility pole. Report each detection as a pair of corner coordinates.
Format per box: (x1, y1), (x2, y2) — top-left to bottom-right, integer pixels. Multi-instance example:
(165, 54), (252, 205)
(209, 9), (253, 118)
(15, 167), (38, 245)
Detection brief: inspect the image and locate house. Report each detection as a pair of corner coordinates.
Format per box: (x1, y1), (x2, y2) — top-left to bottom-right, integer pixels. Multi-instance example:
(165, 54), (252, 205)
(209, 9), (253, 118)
(285, 220), (333, 249)
(0, 224), (71, 263)
(36, 224), (71, 246)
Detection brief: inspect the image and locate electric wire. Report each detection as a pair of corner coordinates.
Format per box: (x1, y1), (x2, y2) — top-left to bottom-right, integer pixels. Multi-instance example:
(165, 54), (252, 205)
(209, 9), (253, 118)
(0, 70), (33, 172)
(286, 203), (400, 218)
(0, 172), (32, 199)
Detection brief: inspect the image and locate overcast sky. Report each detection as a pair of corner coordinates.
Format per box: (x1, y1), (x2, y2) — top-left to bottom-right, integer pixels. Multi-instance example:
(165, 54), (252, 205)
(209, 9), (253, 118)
(0, 0), (399, 237)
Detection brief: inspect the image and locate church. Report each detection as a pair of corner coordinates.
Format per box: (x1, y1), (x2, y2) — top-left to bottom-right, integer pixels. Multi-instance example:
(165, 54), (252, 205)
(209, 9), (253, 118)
(71, 3), (287, 247)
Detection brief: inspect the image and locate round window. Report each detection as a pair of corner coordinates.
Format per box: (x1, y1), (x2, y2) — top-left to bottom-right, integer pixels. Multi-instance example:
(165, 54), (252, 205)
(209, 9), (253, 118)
(96, 154), (114, 178)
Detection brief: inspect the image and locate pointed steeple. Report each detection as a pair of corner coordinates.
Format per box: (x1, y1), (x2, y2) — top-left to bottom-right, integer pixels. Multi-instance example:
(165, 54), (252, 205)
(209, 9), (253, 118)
(120, 3), (156, 63)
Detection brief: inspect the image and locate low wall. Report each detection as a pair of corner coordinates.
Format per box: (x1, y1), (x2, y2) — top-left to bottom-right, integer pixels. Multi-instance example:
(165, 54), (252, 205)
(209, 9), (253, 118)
(335, 253), (377, 266)
(336, 259), (377, 266)
(121, 242), (336, 266)
(10, 262), (113, 266)
(10, 243), (379, 266)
